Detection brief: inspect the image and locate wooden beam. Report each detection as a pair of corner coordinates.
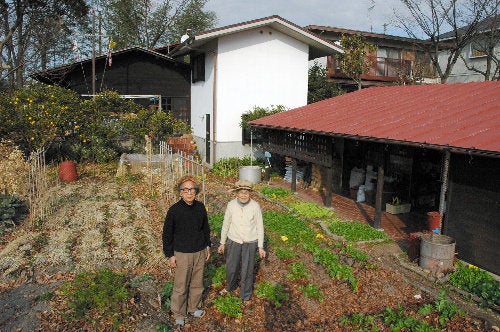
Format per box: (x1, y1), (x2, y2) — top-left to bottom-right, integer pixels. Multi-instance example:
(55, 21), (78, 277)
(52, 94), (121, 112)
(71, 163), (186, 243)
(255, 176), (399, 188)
(325, 166), (333, 207)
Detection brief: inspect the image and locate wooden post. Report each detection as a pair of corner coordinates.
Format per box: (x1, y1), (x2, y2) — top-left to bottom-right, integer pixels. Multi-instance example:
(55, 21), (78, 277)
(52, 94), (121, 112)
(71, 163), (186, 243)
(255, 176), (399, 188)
(291, 158), (297, 192)
(325, 166), (333, 207)
(374, 148), (386, 229)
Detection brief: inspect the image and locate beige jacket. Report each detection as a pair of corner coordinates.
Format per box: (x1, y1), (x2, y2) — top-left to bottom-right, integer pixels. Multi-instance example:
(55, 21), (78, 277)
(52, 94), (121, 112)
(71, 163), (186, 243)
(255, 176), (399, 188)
(220, 198), (264, 248)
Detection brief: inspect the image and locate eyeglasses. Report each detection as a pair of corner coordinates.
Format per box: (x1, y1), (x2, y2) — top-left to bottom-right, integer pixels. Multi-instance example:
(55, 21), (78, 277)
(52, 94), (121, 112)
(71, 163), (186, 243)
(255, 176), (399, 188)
(180, 187), (197, 193)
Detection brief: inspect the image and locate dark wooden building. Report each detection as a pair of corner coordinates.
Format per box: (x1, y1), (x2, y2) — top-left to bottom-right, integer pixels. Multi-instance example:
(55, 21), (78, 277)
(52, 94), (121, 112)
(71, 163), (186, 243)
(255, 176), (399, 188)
(31, 47), (191, 123)
(250, 81), (500, 275)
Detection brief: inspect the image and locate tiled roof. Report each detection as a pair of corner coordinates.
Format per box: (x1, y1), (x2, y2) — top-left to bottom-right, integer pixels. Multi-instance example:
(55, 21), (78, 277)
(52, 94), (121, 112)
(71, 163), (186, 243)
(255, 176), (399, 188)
(166, 15), (343, 60)
(250, 81), (500, 156)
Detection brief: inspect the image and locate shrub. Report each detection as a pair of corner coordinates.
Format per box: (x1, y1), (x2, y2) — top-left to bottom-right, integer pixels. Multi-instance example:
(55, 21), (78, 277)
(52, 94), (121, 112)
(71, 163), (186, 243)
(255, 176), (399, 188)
(211, 156), (263, 179)
(61, 267), (130, 320)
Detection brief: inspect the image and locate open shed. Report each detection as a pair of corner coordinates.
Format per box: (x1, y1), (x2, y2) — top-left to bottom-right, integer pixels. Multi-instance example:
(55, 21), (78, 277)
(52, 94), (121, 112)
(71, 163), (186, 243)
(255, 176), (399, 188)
(250, 81), (500, 275)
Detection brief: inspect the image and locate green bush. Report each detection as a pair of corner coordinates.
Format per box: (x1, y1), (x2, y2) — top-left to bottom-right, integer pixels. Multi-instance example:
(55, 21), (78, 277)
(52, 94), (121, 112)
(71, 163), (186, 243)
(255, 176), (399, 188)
(61, 267), (130, 320)
(0, 86), (190, 162)
(0, 194), (29, 225)
(211, 156), (264, 179)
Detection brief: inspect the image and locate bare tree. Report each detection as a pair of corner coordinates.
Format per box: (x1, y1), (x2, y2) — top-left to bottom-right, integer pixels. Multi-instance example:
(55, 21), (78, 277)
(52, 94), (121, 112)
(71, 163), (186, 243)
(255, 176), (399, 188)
(102, 0), (216, 49)
(458, 3), (500, 81)
(394, 0), (492, 83)
(0, 0), (89, 91)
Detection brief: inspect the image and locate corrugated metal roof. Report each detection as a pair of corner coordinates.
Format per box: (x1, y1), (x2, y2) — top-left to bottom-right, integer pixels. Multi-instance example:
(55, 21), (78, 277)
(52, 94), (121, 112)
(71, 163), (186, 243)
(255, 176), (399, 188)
(250, 81), (500, 155)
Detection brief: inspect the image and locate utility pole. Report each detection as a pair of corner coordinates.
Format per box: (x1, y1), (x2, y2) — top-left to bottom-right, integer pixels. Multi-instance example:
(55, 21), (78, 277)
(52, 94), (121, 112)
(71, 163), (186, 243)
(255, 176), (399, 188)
(92, 8), (96, 98)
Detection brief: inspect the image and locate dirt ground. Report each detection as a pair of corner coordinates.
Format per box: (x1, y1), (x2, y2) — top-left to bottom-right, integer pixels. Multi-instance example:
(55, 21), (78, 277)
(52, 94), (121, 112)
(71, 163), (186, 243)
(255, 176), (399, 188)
(0, 165), (498, 331)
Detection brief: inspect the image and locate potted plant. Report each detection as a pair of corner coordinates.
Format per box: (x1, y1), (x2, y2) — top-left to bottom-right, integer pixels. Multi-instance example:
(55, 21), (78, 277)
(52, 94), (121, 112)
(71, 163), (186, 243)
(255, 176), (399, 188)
(386, 196), (411, 214)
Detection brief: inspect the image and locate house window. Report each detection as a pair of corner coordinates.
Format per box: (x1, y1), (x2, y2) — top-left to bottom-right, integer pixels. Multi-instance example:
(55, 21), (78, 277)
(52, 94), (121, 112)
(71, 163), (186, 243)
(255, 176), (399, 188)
(469, 41), (487, 58)
(191, 53), (205, 82)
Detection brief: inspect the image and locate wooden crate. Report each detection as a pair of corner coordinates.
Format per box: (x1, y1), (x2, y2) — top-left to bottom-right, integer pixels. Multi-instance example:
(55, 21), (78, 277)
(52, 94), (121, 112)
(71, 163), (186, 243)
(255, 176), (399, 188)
(386, 203), (411, 214)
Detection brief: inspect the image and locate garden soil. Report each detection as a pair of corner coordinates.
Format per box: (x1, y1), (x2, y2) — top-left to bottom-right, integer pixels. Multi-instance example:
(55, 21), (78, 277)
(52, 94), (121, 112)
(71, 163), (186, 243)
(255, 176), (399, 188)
(0, 165), (498, 331)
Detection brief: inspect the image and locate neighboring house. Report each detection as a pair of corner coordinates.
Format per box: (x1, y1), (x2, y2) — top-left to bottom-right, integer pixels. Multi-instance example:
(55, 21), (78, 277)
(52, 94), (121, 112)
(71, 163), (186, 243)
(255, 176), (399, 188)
(165, 16), (343, 164)
(439, 15), (500, 83)
(250, 81), (500, 275)
(305, 26), (439, 90)
(31, 46), (191, 123)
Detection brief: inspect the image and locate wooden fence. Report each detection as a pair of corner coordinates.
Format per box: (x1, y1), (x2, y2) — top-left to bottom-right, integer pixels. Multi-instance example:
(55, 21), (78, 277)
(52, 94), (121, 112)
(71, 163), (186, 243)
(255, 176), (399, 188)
(28, 147), (57, 225)
(159, 141), (206, 204)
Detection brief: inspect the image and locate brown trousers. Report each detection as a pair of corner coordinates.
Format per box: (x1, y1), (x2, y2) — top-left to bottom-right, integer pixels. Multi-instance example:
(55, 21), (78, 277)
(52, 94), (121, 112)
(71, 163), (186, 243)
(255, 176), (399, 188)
(171, 250), (206, 320)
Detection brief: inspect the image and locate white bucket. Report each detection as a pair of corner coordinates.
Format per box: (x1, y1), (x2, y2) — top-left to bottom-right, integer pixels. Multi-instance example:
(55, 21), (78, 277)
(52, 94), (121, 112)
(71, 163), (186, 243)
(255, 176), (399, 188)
(239, 166), (262, 184)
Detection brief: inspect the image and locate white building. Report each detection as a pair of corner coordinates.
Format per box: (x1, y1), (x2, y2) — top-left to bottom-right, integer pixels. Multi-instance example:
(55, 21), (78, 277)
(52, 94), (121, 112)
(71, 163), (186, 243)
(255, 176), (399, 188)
(170, 16), (343, 165)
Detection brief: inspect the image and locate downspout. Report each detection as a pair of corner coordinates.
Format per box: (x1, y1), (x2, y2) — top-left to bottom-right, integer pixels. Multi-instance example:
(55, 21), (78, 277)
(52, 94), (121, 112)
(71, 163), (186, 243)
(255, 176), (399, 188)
(438, 150), (451, 232)
(212, 52), (217, 163)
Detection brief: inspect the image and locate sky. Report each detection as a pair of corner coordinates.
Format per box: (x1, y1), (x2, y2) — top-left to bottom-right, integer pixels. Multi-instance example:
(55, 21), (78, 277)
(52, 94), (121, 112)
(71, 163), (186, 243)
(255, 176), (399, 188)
(204, 0), (412, 37)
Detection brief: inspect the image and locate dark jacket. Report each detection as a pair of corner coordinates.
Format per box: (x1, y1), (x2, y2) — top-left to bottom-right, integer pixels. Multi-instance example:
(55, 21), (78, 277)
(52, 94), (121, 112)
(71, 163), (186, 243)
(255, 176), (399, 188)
(162, 199), (211, 258)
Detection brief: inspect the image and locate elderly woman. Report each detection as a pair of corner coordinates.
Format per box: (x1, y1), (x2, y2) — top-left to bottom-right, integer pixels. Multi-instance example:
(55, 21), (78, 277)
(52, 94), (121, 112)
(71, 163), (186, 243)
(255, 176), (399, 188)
(217, 180), (266, 304)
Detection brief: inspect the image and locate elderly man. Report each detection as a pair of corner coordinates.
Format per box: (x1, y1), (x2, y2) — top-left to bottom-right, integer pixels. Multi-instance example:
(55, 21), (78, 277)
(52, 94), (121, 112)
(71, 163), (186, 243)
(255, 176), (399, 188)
(162, 174), (211, 328)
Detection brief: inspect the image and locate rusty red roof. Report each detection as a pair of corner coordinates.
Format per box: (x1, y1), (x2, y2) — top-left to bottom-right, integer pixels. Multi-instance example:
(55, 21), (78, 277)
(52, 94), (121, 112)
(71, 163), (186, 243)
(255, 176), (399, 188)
(251, 81), (500, 156)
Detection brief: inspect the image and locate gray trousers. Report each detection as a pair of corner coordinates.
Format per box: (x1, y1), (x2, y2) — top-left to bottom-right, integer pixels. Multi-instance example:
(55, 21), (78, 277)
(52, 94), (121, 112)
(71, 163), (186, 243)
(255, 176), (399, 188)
(225, 238), (257, 301)
(171, 250), (205, 320)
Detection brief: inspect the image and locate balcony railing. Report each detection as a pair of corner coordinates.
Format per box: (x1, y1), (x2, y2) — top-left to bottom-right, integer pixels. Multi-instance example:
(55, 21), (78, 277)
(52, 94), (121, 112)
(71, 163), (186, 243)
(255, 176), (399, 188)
(329, 56), (436, 82)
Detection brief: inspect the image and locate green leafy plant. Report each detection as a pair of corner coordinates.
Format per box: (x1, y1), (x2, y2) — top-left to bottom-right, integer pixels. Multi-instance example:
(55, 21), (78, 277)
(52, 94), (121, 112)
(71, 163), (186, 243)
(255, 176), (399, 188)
(290, 202), (334, 220)
(299, 283), (323, 302)
(287, 262), (311, 280)
(449, 261), (500, 306)
(340, 243), (370, 262)
(255, 281), (289, 308)
(339, 312), (377, 330)
(384, 305), (439, 331)
(61, 267), (130, 321)
(417, 291), (463, 328)
(160, 281), (175, 310)
(209, 213), (224, 236)
(212, 294), (243, 318)
(260, 186), (291, 199)
(274, 247), (299, 260)
(328, 221), (388, 242)
(211, 265), (226, 288)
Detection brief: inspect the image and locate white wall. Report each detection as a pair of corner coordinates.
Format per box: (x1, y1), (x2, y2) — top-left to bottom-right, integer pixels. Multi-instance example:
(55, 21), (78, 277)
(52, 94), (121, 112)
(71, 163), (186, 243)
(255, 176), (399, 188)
(215, 27), (309, 142)
(190, 27), (310, 164)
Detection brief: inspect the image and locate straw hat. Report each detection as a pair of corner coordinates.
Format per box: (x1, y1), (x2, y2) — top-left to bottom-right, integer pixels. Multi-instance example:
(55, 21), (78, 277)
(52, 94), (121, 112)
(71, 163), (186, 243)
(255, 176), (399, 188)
(229, 180), (254, 192)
